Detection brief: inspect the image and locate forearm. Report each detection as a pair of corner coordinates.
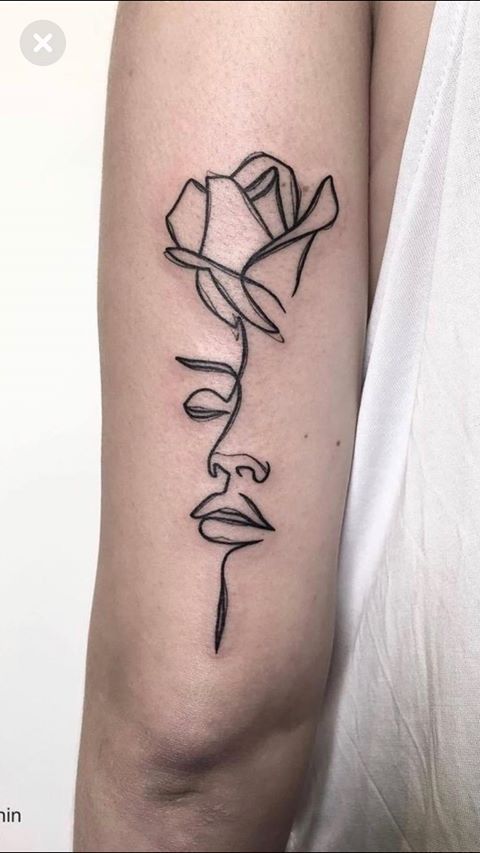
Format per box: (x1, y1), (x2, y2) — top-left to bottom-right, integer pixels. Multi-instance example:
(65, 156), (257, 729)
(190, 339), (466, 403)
(75, 2), (369, 850)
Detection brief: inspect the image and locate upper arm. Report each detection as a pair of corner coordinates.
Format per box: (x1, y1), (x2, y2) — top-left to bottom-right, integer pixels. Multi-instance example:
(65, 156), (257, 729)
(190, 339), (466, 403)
(76, 3), (370, 850)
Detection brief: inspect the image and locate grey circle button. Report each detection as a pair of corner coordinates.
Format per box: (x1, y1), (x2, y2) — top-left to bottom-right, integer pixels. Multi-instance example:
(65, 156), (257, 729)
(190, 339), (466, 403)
(20, 20), (66, 66)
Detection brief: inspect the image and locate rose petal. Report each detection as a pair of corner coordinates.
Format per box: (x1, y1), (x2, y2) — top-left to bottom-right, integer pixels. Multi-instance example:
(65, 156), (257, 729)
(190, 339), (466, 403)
(166, 179), (207, 253)
(211, 267), (281, 338)
(165, 250), (283, 338)
(196, 269), (238, 328)
(164, 246), (206, 270)
(295, 175), (339, 235)
(247, 232), (316, 301)
(242, 167), (286, 238)
(243, 175), (339, 277)
(233, 153), (300, 229)
(201, 177), (271, 272)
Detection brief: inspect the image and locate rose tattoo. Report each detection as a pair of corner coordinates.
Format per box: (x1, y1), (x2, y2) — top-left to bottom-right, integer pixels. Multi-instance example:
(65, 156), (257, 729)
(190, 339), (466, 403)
(165, 152), (339, 651)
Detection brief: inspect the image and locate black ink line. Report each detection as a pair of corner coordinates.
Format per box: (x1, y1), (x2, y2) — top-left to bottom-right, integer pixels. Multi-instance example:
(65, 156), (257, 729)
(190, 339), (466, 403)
(165, 250), (283, 335)
(239, 493), (275, 531)
(214, 541), (262, 653)
(175, 356), (237, 376)
(274, 172), (289, 233)
(215, 553), (228, 653)
(244, 167), (277, 200)
(164, 247), (272, 289)
(243, 167), (289, 234)
(210, 268), (283, 340)
(215, 453), (270, 482)
(195, 271), (231, 327)
(166, 178), (206, 247)
(232, 152), (300, 226)
(292, 233), (316, 298)
(207, 318), (248, 475)
(184, 402), (230, 421)
(231, 177), (274, 240)
(247, 280), (286, 314)
(165, 248), (284, 337)
(241, 175), (339, 299)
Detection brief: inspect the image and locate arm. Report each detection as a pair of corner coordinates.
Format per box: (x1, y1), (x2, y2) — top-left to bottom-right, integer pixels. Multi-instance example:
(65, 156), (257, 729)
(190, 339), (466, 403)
(75, 2), (369, 850)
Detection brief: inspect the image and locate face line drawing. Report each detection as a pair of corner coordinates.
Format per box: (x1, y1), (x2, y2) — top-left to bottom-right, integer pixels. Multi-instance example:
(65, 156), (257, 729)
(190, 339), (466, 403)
(165, 152), (339, 652)
(177, 316), (274, 651)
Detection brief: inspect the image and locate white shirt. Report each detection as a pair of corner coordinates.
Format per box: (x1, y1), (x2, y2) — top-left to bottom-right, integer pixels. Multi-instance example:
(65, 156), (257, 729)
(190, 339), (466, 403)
(289, 2), (480, 849)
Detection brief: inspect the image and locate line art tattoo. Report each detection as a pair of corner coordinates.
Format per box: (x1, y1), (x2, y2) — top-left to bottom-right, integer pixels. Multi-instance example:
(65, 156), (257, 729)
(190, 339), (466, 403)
(165, 152), (339, 651)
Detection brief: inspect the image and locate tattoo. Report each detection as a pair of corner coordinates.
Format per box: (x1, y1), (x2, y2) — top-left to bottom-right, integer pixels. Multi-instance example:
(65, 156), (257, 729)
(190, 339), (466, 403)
(165, 152), (339, 651)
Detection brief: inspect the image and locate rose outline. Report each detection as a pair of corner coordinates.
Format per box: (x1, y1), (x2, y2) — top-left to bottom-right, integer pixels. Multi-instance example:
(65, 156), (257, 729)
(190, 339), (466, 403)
(165, 152), (339, 340)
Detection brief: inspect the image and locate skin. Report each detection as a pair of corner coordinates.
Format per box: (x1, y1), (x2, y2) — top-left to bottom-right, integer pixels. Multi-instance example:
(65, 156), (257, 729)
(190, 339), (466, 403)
(75, 2), (433, 850)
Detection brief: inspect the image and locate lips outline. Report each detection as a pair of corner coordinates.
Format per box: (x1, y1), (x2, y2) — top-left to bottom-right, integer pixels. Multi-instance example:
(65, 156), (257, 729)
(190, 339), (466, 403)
(191, 491), (274, 532)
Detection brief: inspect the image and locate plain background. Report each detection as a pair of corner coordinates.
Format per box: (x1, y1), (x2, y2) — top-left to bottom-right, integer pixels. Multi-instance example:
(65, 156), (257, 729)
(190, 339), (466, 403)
(1, 2), (117, 849)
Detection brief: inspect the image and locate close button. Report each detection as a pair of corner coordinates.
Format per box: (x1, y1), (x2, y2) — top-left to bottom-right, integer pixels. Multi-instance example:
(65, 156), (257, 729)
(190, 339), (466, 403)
(20, 20), (66, 66)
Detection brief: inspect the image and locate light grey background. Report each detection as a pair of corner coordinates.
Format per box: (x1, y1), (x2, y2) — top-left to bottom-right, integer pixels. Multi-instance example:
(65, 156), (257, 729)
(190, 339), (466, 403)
(1, 2), (117, 850)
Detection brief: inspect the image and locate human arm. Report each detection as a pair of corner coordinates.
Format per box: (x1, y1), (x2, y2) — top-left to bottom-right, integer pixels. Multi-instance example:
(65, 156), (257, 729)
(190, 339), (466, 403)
(74, 2), (369, 850)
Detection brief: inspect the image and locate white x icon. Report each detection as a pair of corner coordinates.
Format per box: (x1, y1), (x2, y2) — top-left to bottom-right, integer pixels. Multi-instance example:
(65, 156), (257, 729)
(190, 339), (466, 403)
(33, 32), (53, 53)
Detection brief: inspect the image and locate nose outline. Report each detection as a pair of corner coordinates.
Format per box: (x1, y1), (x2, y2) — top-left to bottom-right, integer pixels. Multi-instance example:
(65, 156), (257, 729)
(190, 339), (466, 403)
(209, 451), (270, 484)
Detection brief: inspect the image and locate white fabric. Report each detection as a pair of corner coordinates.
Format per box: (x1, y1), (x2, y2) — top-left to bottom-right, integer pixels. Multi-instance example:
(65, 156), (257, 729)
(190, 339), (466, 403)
(289, 2), (480, 850)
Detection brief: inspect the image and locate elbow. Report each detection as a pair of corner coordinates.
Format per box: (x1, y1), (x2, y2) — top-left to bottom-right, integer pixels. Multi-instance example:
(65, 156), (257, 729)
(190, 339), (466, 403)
(81, 658), (311, 804)
(92, 688), (295, 793)
(77, 637), (317, 849)
(78, 609), (321, 824)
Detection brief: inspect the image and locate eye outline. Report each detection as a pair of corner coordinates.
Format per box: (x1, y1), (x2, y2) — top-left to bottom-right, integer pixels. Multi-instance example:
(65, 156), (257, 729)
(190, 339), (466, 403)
(183, 386), (232, 422)
(176, 355), (239, 424)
